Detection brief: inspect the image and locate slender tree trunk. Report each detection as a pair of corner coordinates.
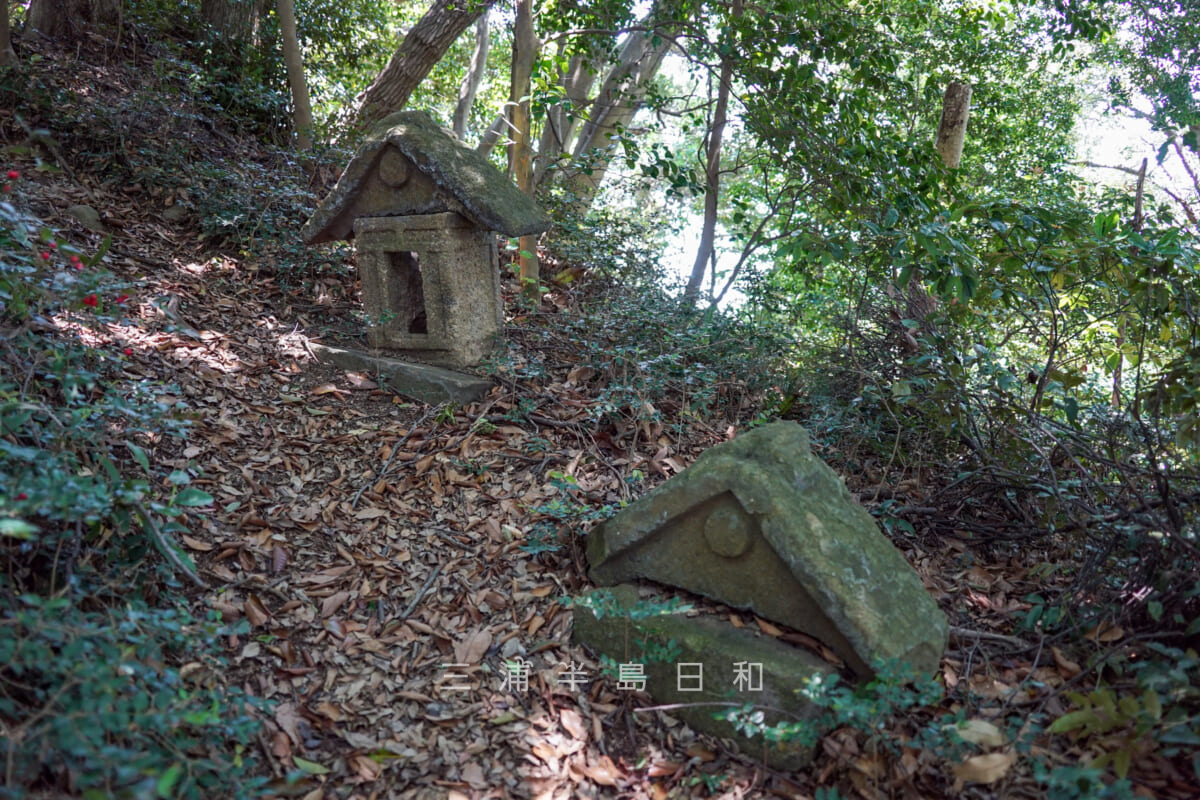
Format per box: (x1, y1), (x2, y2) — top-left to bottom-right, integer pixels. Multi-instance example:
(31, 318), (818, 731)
(510, 0), (539, 302)
(685, 2), (739, 305)
(355, 0), (498, 130)
(0, 2), (16, 65)
(900, 81), (972, 333)
(484, 39), (590, 163)
(935, 82), (972, 169)
(1114, 158), (1149, 409)
(533, 52), (595, 186)
(453, 12), (489, 138)
(561, 19), (676, 210)
(277, 0), (313, 150)
(476, 112), (507, 155)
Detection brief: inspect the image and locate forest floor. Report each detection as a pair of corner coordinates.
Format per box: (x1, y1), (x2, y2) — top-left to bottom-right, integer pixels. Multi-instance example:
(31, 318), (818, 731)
(5, 31), (1198, 800)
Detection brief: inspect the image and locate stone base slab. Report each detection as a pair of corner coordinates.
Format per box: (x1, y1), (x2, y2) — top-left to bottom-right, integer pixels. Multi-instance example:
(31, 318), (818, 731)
(572, 584), (828, 770)
(310, 343), (492, 405)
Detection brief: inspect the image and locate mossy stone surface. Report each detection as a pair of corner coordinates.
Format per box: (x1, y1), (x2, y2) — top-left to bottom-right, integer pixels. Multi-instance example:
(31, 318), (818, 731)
(587, 422), (948, 678)
(571, 584), (824, 770)
(302, 111), (551, 244)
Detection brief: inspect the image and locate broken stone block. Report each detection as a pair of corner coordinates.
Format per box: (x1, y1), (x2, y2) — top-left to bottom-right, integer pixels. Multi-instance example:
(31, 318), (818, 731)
(587, 421), (947, 678)
(571, 584), (824, 770)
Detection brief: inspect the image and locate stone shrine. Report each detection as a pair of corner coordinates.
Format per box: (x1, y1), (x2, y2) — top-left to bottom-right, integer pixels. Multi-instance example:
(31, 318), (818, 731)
(303, 110), (551, 369)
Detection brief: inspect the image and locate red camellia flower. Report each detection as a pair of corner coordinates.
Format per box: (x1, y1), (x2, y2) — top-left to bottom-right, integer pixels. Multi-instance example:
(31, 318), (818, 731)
(115, 294), (129, 304)
(124, 348), (132, 356)
(40, 252), (50, 261)
(6, 170), (18, 180)
(47, 242), (56, 250)
(16, 492), (27, 500)
(83, 294), (98, 307)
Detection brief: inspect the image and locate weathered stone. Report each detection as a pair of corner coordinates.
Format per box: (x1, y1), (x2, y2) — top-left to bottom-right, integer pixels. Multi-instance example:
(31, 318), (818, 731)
(587, 422), (947, 678)
(353, 213), (502, 367)
(301, 110), (551, 244)
(66, 204), (105, 232)
(571, 584), (824, 770)
(309, 343), (492, 405)
(301, 110), (550, 367)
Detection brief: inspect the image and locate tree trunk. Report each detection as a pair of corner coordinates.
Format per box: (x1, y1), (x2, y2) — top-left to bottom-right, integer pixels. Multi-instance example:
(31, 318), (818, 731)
(355, 0), (498, 131)
(476, 112), (506, 156)
(935, 82), (972, 169)
(25, 0), (119, 40)
(510, 0), (539, 302)
(685, 1), (740, 306)
(900, 81), (971, 332)
(1114, 158), (1148, 409)
(277, 0), (313, 150)
(452, 12), (489, 139)
(561, 15), (677, 210)
(201, 0), (267, 41)
(533, 52), (595, 186)
(0, 1), (16, 65)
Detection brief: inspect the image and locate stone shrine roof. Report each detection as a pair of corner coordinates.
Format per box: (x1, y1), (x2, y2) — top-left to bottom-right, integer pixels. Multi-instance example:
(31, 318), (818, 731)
(302, 110), (552, 244)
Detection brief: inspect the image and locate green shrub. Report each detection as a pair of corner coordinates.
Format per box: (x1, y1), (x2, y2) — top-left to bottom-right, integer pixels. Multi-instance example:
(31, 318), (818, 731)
(0, 600), (267, 799)
(1, 175), (268, 798)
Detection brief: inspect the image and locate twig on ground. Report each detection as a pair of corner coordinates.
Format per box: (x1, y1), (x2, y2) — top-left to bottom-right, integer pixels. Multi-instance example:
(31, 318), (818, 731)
(352, 404), (442, 509)
(426, 527), (475, 551)
(133, 501), (208, 589)
(399, 562), (444, 621)
(948, 625), (1033, 650)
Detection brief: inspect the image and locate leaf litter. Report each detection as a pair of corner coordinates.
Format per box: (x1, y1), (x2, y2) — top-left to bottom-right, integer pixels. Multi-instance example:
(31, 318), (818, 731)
(40, 187), (1200, 800)
(19, 39), (1200, 796)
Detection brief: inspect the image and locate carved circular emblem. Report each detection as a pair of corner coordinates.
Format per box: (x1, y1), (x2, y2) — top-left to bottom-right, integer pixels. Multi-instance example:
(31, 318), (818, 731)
(703, 504), (753, 558)
(378, 148), (411, 188)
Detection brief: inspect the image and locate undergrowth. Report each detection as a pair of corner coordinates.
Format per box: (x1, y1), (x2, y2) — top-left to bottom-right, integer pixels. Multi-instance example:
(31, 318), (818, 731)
(0, 174), (267, 798)
(0, 33), (354, 295)
(775, 197), (1200, 790)
(488, 198), (794, 438)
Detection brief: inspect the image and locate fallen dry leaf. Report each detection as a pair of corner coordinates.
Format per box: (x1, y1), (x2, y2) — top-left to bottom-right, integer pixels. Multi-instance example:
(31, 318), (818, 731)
(245, 594), (271, 627)
(560, 707), (587, 740)
(952, 752), (1016, 789)
(271, 544), (288, 573)
(454, 628), (492, 664)
(580, 755), (622, 786)
(348, 754), (382, 781)
(1087, 622), (1125, 643)
(460, 762), (486, 788)
(946, 718), (1007, 748)
(310, 383), (347, 398)
(181, 534), (214, 551)
(274, 701), (303, 747)
(647, 760), (683, 778)
(343, 372), (378, 390)
(1052, 646), (1083, 678)
(321, 590), (350, 618)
